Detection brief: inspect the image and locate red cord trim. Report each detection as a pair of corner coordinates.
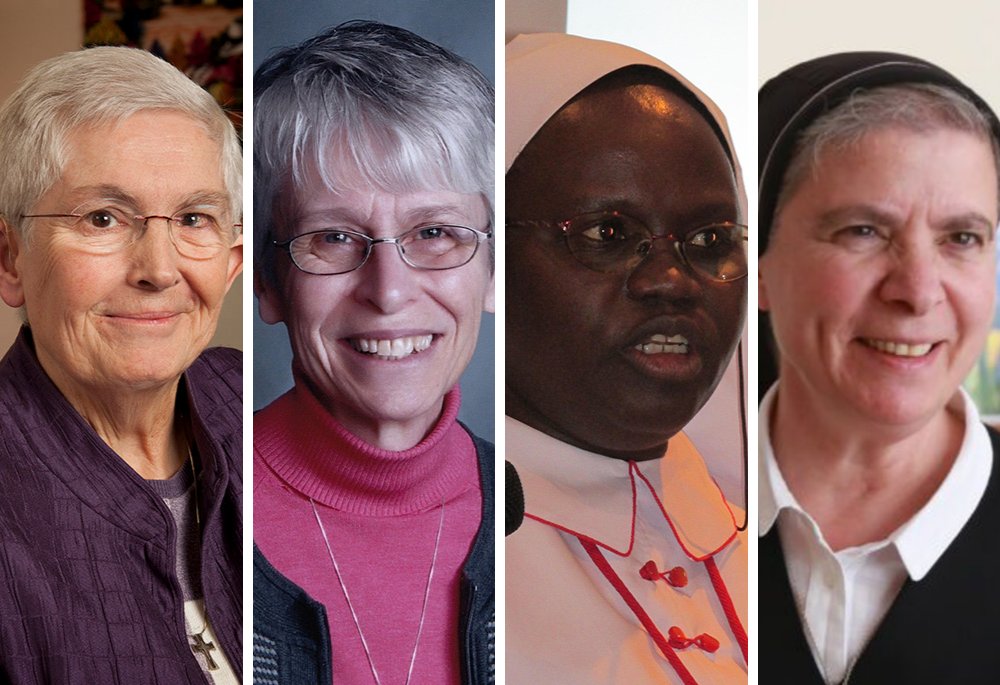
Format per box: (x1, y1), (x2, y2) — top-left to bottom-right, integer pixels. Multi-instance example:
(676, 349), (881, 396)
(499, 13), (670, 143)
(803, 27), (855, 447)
(523, 465), (639, 556)
(704, 556), (748, 665)
(581, 539), (700, 685)
(525, 459), (737, 562)
(632, 464), (736, 562)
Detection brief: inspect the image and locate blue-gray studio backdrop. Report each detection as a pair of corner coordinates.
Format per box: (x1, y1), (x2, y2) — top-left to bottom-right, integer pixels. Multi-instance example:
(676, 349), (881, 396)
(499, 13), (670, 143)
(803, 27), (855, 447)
(252, 0), (496, 441)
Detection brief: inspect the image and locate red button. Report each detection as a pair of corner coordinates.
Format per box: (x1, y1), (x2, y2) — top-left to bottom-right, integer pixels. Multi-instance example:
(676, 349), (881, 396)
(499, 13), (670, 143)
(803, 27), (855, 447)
(696, 634), (720, 652)
(666, 566), (688, 587)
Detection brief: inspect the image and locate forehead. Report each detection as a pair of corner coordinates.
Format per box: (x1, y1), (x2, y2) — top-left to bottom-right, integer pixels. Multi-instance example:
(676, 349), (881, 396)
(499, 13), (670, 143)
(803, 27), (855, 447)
(54, 111), (226, 204)
(292, 178), (489, 228)
(507, 83), (738, 220)
(777, 125), (999, 224)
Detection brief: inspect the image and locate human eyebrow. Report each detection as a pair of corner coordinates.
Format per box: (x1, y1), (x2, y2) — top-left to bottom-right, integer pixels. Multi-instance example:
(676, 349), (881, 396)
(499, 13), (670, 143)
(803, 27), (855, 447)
(176, 191), (230, 211)
(402, 203), (480, 226)
(813, 205), (901, 234)
(937, 212), (996, 240)
(65, 185), (142, 211)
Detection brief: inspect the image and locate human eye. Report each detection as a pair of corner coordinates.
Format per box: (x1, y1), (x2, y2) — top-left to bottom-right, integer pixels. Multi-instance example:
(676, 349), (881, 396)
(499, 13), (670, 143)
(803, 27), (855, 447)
(78, 208), (129, 234)
(831, 224), (887, 251)
(320, 230), (355, 245)
(173, 212), (218, 230)
(414, 225), (447, 240)
(577, 214), (633, 243)
(688, 226), (722, 249)
(942, 229), (989, 254)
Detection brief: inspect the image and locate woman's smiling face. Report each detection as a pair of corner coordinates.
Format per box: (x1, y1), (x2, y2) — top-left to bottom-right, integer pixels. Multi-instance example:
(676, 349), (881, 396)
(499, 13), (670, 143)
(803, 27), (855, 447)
(761, 126), (998, 432)
(259, 180), (494, 450)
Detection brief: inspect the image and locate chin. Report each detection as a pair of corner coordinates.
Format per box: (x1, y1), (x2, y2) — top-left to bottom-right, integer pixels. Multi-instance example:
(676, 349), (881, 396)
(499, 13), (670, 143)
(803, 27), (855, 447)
(110, 358), (190, 388)
(848, 389), (949, 432)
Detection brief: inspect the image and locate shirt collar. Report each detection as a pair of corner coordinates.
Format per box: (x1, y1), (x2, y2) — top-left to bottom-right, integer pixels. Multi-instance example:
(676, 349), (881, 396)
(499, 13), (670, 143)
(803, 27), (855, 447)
(758, 383), (992, 580)
(506, 416), (738, 561)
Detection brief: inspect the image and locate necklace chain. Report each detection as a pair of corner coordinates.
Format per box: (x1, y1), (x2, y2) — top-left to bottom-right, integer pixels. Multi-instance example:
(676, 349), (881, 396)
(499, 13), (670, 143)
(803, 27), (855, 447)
(186, 448), (220, 671)
(311, 497), (446, 685)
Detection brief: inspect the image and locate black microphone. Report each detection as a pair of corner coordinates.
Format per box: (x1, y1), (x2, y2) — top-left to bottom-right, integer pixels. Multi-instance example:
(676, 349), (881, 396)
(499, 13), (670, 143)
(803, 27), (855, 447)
(505, 460), (525, 536)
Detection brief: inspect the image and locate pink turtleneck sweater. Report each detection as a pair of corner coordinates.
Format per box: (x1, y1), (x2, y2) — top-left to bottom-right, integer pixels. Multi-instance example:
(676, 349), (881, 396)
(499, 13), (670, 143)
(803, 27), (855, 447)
(254, 384), (483, 684)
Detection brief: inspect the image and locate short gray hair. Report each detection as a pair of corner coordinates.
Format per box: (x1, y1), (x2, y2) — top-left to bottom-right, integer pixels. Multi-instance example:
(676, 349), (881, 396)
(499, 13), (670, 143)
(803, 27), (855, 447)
(777, 83), (1000, 217)
(0, 46), (242, 243)
(253, 20), (495, 285)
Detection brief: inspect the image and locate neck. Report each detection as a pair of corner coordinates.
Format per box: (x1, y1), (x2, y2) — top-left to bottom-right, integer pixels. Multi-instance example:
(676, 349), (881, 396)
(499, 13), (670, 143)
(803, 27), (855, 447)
(256, 383), (471, 515)
(770, 383), (962, 551)
(299, 375), (442, 452)
(41, 362), (186, 480)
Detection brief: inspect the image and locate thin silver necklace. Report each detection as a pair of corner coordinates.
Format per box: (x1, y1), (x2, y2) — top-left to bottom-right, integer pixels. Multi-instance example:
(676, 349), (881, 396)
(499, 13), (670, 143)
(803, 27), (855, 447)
(186, 448), (220, 671)
(310, 497), (445, 685)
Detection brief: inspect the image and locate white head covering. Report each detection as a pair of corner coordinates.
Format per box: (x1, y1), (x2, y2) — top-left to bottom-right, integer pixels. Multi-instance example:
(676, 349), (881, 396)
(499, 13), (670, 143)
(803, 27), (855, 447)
(505, 32), (748, 507)
(505, 32), (747, 223)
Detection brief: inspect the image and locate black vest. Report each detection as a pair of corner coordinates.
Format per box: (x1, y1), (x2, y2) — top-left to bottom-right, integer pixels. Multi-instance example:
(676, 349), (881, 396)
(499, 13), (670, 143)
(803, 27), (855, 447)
(760, 427), (1000, 684)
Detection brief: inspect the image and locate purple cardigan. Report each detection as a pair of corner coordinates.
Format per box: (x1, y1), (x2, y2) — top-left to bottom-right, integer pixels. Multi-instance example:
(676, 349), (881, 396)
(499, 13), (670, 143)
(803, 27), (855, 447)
(0, 329), (243, 684)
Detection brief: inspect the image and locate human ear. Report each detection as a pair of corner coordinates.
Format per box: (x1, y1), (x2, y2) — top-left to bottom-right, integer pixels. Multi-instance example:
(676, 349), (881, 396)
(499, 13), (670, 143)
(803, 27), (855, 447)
(224, 232), (244, 291)
(254, 270), (285, 325)
(758, 254), (771, 312)
(0, 220), (25, 308)
(483, 271), (495, 315)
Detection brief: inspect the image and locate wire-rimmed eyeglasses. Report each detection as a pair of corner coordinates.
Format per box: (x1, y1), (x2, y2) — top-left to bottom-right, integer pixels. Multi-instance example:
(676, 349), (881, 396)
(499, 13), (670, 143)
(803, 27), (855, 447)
(507, 211), (748, 282)
(274, 224), (493, 275)
(21, 208), (241, 260)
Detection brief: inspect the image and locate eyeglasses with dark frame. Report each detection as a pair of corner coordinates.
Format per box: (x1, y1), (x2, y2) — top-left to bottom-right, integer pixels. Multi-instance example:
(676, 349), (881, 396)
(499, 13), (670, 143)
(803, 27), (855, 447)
(507, 211), (748, 282)
(273, 224), (493, 275)
(21, 209), (242, 260)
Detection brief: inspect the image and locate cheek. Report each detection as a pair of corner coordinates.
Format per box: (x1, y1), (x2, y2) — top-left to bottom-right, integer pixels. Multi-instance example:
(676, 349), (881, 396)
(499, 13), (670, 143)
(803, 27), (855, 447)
(954, 270), (997, 340)
(714, 280), (748, 334)
(25, 250), (110, 314)
(778, 255), (867, 331)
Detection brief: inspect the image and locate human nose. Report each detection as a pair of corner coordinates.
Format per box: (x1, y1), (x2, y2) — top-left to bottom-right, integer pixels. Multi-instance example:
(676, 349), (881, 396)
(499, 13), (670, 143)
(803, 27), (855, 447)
(878, 238), (946, 315)
(353, 239), (419, 313)
(126, 216), (182, 290)
(625, 235), (702, 301)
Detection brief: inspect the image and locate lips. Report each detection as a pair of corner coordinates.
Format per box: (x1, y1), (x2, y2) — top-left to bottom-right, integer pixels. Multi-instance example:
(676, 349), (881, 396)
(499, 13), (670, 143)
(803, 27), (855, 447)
(633, 333), (690, 355)
(624, 316), (704, 354)
(619, 317), (706, 381)
(862, 338), (935, 358)
(348, 334), (434, 360)
(109, 312), (180, 320)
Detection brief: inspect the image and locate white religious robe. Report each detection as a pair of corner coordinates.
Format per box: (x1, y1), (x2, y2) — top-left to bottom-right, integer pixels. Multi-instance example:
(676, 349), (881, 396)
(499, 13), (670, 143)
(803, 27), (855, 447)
(506, 417), (748, 684)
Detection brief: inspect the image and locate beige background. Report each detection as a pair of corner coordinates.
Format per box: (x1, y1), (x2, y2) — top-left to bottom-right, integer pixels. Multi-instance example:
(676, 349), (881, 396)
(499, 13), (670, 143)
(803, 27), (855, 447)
(759, 0), (1000, 110)
(0, 0), (243, 354)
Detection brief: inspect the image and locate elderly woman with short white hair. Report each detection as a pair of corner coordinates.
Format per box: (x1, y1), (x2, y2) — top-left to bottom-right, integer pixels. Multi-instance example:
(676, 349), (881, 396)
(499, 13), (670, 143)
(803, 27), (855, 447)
(252, 21), (495, 685)
(0, 47), (244, 683)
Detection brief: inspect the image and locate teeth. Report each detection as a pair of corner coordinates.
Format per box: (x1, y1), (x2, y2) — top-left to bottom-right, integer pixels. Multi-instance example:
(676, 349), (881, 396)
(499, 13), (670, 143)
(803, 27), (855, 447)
(350, 334), (433, 360)
(864, 339), (933, 358)
(635, 334), (690, 355)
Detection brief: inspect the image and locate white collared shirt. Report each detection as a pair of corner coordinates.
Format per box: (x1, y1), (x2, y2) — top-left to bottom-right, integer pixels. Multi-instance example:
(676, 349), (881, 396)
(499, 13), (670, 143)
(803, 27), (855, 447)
(506, 417), (748, 685)
(759, 385), (992, 684)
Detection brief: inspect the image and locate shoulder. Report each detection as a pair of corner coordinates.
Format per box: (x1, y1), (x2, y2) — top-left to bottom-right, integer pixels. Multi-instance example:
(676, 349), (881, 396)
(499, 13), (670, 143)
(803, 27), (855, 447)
(986, 423), (1000, 451)
(461, 423), (495, 487)
(187, 348), (243, 472)
(253, 545), (332, 684)
(188, 346), (242, 392)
